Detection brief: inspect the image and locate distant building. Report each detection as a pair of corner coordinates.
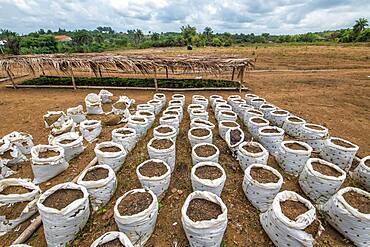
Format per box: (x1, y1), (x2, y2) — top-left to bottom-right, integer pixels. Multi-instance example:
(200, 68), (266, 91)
(54, 35), (72, 42)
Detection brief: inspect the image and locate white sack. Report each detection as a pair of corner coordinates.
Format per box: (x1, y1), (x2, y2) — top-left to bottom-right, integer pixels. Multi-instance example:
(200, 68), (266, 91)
(352, 156), (370, 191)
(258, 126), (285, 155)
(250, 97), (266, 109)
(159, 115), (179, 132)
(188, 127), (213, 148)
(98, 89), (113, 103)
(243, 109), (264, 126)
(136, 110), (155, 128)
(282, 116), (306, 138)
(190, 109), (208, 121)
(171, 94), (185, 105)
(190, 118), (215, 130)
(112, 128), (138, 152)
(90, 231), (134, 247)
(214, 103), (232, 118)
(43, 111), (67, 129)
(80, 120), (102, 143)
(269, 109), (290, 127)
(187, 104), (205, 114)
(217, 110), (237, 122)
(94, 142), (127, 172)
(236, 141), (269, 171)
(225, 127), (245, 155)
(85, 93), (103, 115)
(299, 124), (329, 152)
(191, 162), (226, 197)
(3, 131), (34, 155)
(136, 104), (155, 114)
(147, 138), (176, 173)
(244, 93), (258, 105)
(67, 105), (86, 123)
(218, 121), (240, 140)
(209, 95), (223, 106)
(0, 142), (27, 166)
(153, 125), (177, 142)
(147, 99), (162, 114)
(127, 116), (149, 138)
(192, 143), (220, 165)
(246, 117), (270, 140)
(51, 132), (85, 162)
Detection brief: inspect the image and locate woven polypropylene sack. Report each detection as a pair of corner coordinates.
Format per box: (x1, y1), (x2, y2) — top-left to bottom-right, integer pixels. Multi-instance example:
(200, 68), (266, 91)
(80, 120), (102, 143)
(136, 159), (171, 198)
(236, 141), (269, 171)
(247, 117), (270, 140)
(244, 93), (258, 105)
(114, 189), (158, 246)
(192, 97), (208, 109)
(320, 137), (359, 172)
(85, 93), (103, 115)
(153, 125), (177, 142)
(181, 191), (228, 247)
(243, 164), (283, 212)
(159, 116), (180, 132)
(147, 137), (176, 173)
(187, 104), (205, 115)
(127, 116), (149, 138)
(31, 145), (68, 184)
(217, 110), (237, 122)
(0, 178), (41, 235)
(0, 142), (27, 166)
(37, 182), (90, 247)
(225, 127), (245, 155)
(191, 162), (226, 197)
(51, 132), (85, 162)
(218, 121), (240, 140)
(321, 187), (370, 247)
(43, 111), (67, 129)
(192, 143), (220, 165)
(243, 109), (263, 126)
(190, 118), (215, 130)
(250, 97), (266, 109)
(269, 110), (290, 127)
(77, 165), (117, 211)
(136, 104), (155, 114)
(299, 124), (329, 152)
(260, 191), (321, 247)
(282, 116), (306, 138)
(258, 126), (285, 156)
(3, 131), (34, 155)
(190, 109), (208, 121)
(67, 105), (86, 123)
(299, 158), (346, 204)
(352, 156), (370, 191)
(90, 231), (134, 247)
(112, 127), (138, 153)
(147, 99), (163, 114)
(98, 89), (113, 103)
(188, 127), (213, 148)
(94, 142), (127, 172)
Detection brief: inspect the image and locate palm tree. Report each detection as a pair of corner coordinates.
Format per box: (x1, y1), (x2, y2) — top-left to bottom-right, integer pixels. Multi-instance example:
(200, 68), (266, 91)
(353, 18), (368, 34)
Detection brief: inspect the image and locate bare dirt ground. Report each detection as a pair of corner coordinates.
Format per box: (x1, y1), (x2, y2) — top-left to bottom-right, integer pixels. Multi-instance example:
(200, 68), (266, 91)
(0, 45), (369, 246)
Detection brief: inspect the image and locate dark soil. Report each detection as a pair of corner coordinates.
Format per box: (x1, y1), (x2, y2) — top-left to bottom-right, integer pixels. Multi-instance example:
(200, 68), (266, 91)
(261, 105), (274, 109)
(100, 146), (122, 153)
(230, 129), (242, 145)
(343, 191), (370, 214)
(118, 191), (153, 216)
(165, 111), (179, 115)
(288, 117), (304, 123)
(250, 167), (279, 183)
(149, 100), (160, 104)
(251, 117), (268, 124)
(163, 116), (176, 120)
(139, 160), (168, 177)
(132, 118), (145, 123)
(192, 110), (204, 114)
(189, 105), (202, 110)
(116, 129), (133, 135)
(113, 102), (126, 110)
(1, 150), (13, 159)
(186, 199), (222, 222)
(261, 128), (280, 134)
(305, 124), (325, 131)
(60, 139), (75, 144)
(331, 139), (355, 149)
(138, 111), (153, 116)
(91, 115), (121, 126)
(272, 110), (288, 115)
(243, 143), (263, 153)
(99, 239), (125, 247)
(365, 159), (370, 168)
(281, 200), (308, 220)
(252, 98), (265, 102)
(194, 144), (217, 157)
(1, 186), (31, 195)
(195, 165), (223, 180)
(248, 110), (263, 115)
(285, 142), (308, 151)
(43, 189), (84, 210)
(222, 121), (238, 127)
(222, 111), (236, 116)
(195, 120), (212, 126)
(191, 128), (210, 137)
(82, 168), (109, 181)
(45, 113), (62, 126)
(151, 139), (173, 149)
(38, 149), (60, 159)
(171, 100), (182, 104)
(157, 126), (173, 134)
(0, 201), (29, 220)
(311, 162), (342, 177)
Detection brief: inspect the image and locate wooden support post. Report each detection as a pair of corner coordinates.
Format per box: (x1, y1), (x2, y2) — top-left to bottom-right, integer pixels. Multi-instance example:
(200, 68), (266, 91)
(165, 66), (169, 79)
(70, 67), (77, 90)
(231, 67), (235, 81)
(154, 67), (158, 91)
(239, 66), (245, 93)
(6, 70), (16, 89)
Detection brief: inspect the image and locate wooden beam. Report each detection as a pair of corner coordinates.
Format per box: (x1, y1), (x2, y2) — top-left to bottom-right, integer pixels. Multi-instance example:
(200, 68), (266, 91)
(231, 67), (235, 81)
(239, 66), (245, 93)
(6, 69), (16, 89)
(154, 67), (158, 91)
(165, 66), (169, 79)
(70, 67), (76, 90)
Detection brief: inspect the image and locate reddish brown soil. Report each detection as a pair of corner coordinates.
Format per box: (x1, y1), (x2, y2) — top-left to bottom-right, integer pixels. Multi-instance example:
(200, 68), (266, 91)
(131, 118), (145, 123)
(230, 129), (242, 145)
(99, 238), (125, 247)
(195, 120), (212, 126)
(43, 189), (83, 210)
(305, 124), (325, 131)
(285, 142), (308, 151)
(0, 201), (29, 220)
(99, 146), (121, 153)
(90, 114), (121, 127)
(221, 111), (236, 116)
(251, 117), (268, 124)
(261, 128), (280, 134)
(113, 102), (126, 110)
(186, 198), (222, 222)
(138, 111), (152, 116)
(272, 110), (288, 115)
(288, 116), (304, 123)
(59, 139), (74, 144)
(261, 105), (274, 109)
(243, 143), (263, 153)
(365, 159), (370, 168)
(118, 191), (153, 216)
(195, 165), (223, 180)
(250, 167), (279, 183)
(222, 121), (238, 127)
(190, 128), (209, 137)
(0, 150), (13, 159)
(194, 144), (217, 157)
(165, 110), (179, 115)
(139, 161), (168, 177)
(157, 126), (173, 133)
(332, 139), (355, 148)
(38, 150), (60, 159)
(343, 191), (370, 214)
(116, 129), (133, 135)
(82, 168), (109, 181)
(248, 110), (262, 115)
(151, 139), (173, 149)
(252, 98), (265, 102)
(1, 186), (31, 195)
(312, 162), (342, 177)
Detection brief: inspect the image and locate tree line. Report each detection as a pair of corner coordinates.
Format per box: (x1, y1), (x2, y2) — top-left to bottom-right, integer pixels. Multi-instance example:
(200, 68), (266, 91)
(0, 18), (368, 55)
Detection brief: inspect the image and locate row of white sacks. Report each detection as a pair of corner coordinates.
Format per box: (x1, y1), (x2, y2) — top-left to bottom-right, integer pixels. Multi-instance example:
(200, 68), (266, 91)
(207, 94), (369, 247)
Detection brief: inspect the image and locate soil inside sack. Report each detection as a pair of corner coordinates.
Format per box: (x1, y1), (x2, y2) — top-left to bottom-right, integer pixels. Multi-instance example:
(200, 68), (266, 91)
(191, 128), (209, 137)
(195, 145), (217, 157)
(163, 116), (176, 121)
(366, 159), (370, 168)
(116, 129), (133, 135)
(91, 115), (121, 126)
(157, 127), (173, 134)
(195, 120), (212, 126)
(139, 112), (152, 116)
(305, 124), (325, 131)
(38, 149), (60, 159)
(118, 191), (153, 216)
(99, 146), (122, 153)
(342, 191), (370, 214)
(166, 111), (179, 116)
(132, 118), (145, 123)
(0, 201), (29, 220)
(82, 168), (109, 181)
(280, 200), (320, 235)
(331, 139), (355, 149)
(1, 185), (31, 195)
(186, 198), (222, 222)
(311, 162), (342, 177)
(243, 143), (263, 153)
(45, 113), (62, 126)
(43, 189), (84, 210)
(151, 139), (173, 150)
(222, 122), (238, 128)
(285, 142), (308, 151)
(60, 139), (75, 145)
(114, 102), (127, 110)
(99, 239), (125, 247)
(248, 110), (262, 115)
(251, 118), (267, 124)
(288, 117), (304, 123)
(222, 111), (235, 116)
(250, 167), (279, 183)
(261, 128), (280, 134)
(230, 129), (242, 145)
(195, 165), (223, 180)
(139, 161), (167, 177)
(0, 150), (13, 159)
(273, 110), (287, 115)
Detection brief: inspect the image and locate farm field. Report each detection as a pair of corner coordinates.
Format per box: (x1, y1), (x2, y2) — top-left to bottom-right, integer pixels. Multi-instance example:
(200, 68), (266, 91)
(0, 45), (369, 246)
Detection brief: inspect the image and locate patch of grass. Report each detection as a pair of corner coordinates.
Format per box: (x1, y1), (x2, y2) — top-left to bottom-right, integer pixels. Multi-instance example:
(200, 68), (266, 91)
(22, 76), (239, 88)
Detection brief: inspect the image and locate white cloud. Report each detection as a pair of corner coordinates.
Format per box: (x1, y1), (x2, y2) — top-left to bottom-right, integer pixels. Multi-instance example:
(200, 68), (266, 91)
(0, 0), (369, 34)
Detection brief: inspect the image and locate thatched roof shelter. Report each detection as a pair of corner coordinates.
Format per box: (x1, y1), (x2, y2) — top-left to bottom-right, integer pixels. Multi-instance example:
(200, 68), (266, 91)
(0, 54), (255, 90)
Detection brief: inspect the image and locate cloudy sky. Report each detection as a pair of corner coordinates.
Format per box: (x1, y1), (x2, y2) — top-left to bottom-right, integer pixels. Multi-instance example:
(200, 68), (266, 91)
(0, 0), (369, 35)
